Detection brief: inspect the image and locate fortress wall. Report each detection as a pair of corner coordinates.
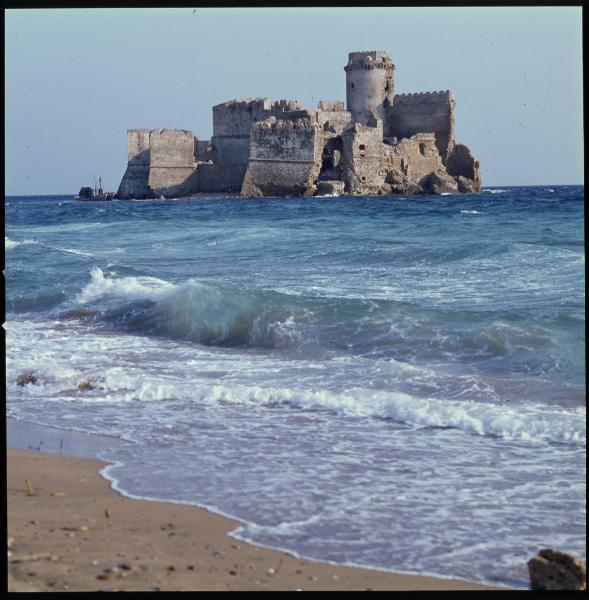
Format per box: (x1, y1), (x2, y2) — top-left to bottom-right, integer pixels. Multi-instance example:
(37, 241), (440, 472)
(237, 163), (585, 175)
(241, 117), (322, 197)
(212, 99), (272, 138)
(196, 163), (246, 193)
(149, 129), (196, 168)
(117, 129), (153, 199)
(196, 139), (213, 162)
(127, 129), (151, 165)
(148, 168), (198, 197)
(146, 129), (197, 197)
(385, 133), (445, 184)
(211, 136), (251, 166)
(116, 166), (152, 199)
(387, 91), (455, 158)
(313, 109), (352, 136)
(212, 100), (311, 167)
(341, 121), (387, 194)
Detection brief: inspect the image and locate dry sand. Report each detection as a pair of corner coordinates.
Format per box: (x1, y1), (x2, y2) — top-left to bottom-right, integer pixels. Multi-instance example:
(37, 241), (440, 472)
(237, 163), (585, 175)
(6, 448), (501, 591)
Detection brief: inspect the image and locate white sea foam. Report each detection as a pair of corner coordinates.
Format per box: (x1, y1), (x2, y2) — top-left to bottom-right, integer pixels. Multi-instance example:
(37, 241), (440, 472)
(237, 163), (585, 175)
(56, 247), (96, 257)
(5, 236), (38, 250)
(460, 210), (482, 215)
(76, 267), (173, 304)
(484, 189), (508, 194)
(75, 369), (585, 446)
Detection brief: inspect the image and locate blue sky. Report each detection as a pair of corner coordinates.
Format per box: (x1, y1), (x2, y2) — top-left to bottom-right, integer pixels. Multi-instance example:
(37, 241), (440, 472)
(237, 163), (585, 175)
(5, 7), (583, 194)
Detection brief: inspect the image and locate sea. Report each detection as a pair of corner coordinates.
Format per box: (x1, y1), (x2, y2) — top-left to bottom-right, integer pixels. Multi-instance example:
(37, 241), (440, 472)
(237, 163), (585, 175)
(5, 186), (586, 589)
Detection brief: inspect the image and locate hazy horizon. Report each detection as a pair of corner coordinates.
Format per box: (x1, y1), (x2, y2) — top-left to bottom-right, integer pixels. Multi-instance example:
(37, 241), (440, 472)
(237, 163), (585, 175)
(5, 7), (584, 195)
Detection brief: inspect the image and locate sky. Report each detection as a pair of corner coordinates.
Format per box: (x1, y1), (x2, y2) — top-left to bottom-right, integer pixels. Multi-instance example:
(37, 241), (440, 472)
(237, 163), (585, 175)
(4, 6), (584, 195)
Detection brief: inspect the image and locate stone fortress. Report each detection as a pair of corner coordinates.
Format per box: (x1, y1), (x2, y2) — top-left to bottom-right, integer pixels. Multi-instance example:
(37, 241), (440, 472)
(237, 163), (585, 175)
(116, 50), (481, 199)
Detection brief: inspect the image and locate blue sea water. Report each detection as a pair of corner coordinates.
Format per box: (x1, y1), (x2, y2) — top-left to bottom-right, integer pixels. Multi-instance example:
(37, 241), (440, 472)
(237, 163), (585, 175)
(5, 186), (585, 588)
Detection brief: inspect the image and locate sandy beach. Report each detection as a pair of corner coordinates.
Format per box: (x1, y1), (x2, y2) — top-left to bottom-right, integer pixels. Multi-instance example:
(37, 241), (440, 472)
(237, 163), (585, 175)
(6, 447), (500, 591)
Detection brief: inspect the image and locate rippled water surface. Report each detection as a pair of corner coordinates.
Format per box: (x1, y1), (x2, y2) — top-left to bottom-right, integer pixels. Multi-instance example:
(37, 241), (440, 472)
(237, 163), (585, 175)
(5, 187), (585, 588)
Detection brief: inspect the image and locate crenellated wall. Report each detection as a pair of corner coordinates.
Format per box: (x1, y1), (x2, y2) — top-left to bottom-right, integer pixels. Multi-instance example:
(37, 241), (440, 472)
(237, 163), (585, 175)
(345, 51), (395, 128)
(241, 117), (322, 197)
(387, 90), (455, 159)
(211, 98), (311, 172)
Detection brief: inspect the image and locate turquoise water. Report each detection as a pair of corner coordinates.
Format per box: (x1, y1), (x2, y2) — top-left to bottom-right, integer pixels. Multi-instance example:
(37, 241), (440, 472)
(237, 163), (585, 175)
(5, 187), (585, 588)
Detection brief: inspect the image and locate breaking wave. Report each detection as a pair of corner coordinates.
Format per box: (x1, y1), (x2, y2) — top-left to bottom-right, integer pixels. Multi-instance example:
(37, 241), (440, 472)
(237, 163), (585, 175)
(5, 236), (38, 250)
(70, 267), (306, 348)
(58, 268), (583, 383)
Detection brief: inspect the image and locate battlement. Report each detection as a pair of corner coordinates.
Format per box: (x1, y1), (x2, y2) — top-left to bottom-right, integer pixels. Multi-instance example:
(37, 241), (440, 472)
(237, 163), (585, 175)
(271, 99), (303, 111)
(213, 98), (271, 111)
(393, 90), (454, 106)
(317, 100), (346, 111)
(345, 51), (394, 72)
(255, 116), (318, 132)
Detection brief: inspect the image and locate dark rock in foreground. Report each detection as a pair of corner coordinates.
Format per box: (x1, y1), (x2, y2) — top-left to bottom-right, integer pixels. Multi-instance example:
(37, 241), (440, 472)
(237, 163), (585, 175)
(528, 549), (586, 591)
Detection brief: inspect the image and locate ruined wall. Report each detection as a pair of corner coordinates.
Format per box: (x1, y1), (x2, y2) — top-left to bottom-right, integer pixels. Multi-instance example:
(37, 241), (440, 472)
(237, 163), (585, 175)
(387, 91), (455, 159)
(116, 129), (152, 199)
(345, 51), (394, 128)
(241, 117), (322, 197)
(341, 121), (387, 195)
(313, 106), (352, 136)
(386, 133), (445, 185)
(147, 129), (197, 197)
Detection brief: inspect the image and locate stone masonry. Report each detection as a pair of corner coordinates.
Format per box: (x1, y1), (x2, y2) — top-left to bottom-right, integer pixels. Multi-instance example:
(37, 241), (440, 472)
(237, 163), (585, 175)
(116, 50), (481, 199)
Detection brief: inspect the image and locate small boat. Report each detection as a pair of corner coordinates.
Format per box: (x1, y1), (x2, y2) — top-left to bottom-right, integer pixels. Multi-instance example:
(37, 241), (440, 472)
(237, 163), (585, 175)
(75, 176), (114, 201)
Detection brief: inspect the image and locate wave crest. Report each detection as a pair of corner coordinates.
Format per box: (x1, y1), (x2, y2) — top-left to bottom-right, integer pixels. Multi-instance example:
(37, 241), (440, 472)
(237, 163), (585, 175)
(73, 267), (305, 348)
(5, 236), (38, 250)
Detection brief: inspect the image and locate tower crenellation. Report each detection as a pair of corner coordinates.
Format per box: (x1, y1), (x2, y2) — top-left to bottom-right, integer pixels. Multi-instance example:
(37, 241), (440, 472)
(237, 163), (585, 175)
(344, 51), (395, 128)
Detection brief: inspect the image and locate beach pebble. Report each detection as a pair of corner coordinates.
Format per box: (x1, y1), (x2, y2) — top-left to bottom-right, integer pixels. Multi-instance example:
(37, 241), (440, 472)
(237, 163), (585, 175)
(7, 537), (13, 548)
(167, 565), (176, 572)
(266, 568), (275, 576)
(97, 573), (112, 581)
(118, 562), (132, 571)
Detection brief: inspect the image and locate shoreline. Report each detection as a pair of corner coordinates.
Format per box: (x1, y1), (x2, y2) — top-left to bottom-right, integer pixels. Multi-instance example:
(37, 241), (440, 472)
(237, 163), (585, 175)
(6, 421), (503, 591)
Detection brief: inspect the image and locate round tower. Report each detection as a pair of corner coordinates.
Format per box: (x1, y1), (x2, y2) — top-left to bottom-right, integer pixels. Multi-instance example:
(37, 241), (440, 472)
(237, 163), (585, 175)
(344, 51), (395, 127)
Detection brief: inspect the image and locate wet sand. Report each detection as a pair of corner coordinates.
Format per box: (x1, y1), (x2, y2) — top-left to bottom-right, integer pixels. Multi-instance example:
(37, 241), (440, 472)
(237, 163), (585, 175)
(6, 448), (501, 591)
